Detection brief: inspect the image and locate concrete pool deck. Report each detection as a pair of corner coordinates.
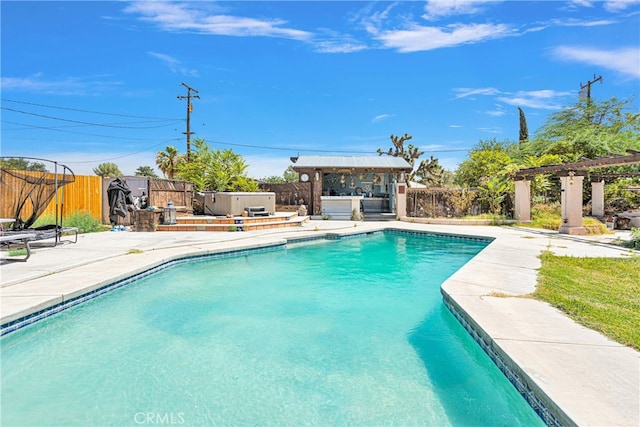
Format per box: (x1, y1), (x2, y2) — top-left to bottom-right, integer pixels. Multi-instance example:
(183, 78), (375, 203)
(1, 220), (638, 426)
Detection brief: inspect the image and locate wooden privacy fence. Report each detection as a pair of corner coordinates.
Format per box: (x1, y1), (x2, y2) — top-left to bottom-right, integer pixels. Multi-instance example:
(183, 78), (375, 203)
(0, 171), (102, 222)
(44, 174), (102, 219)
(1, 172), (195, 226)
(258, 182), (311, 211)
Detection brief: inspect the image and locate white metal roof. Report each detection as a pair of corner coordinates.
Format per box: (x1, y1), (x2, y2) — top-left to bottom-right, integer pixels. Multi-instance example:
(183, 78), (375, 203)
(291, 155), (412, 170)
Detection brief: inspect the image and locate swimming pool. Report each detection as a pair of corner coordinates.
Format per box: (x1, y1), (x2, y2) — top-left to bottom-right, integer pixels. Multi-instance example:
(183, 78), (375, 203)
(1, 231), (544, 426)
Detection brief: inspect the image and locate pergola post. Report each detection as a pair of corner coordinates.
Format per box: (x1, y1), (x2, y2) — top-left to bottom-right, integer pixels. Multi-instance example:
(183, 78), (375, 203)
(311, 169), (323, 216)
(591, 179), (605, 217)
(395, 181), (407, 217)
(514, 179), (531, 222)
(559, 174), (586, 235)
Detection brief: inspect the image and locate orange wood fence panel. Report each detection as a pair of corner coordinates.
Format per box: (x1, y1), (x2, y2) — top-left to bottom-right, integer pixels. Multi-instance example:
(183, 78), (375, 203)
(41, 174), (103, 220)
(1, 171), (103, 222)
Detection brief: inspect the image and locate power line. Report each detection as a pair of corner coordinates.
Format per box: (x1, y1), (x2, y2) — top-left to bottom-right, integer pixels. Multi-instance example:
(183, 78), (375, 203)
(2, 107), (183, 129)
(59, 140), (183, 164)
(203, 138), (471, 154)
(2, 120), (181, 142)
(1, 98), (181, 121)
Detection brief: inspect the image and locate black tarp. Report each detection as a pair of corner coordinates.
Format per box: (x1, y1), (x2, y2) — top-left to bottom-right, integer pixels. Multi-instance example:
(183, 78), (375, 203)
(107, 178), (133, 225)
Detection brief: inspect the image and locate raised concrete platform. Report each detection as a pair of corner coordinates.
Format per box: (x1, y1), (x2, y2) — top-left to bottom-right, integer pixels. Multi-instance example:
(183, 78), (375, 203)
(1, 221), (638, 425)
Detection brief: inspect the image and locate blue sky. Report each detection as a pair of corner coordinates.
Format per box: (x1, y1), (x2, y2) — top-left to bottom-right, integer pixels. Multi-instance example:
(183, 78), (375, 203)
(2, 1), (639, 178)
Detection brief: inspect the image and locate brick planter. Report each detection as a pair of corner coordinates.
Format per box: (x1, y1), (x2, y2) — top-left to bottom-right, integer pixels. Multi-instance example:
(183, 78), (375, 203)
(133, 210), (163, 232)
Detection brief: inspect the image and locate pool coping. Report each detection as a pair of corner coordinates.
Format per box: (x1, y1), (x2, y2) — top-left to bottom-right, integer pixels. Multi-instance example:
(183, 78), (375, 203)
(1, 221), (638, 426)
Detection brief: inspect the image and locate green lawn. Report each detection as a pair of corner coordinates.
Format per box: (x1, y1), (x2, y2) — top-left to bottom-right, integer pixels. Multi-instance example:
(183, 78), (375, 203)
(534, 252), (640, 350)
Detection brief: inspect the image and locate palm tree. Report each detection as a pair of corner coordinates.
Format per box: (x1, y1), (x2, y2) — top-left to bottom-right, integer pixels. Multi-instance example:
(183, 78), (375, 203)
(156, 146), (180, 179)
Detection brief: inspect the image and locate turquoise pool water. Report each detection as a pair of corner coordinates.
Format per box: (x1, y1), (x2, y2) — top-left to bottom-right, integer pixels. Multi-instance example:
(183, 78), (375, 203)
(1, 231), (543, 426)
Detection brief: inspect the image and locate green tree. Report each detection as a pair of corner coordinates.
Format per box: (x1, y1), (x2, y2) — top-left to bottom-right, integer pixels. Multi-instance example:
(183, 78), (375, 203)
(414, 155), (452, 187)
(518, 107), (529, 144)
(0, 158), (47, 171)
(455, 139), (515, 187)
(377, 133), (421, 166)
(524, 97), (640, 161)
(175, 138), (258, 192)
(156, 145), (183, 179)
(283, 165), (298, 183)
(261, 175), (285, 184)
(604, 178), (640, 212)
(261, 166), (298, 184)
(377, 133), (425, 183)
(134, 165), (159, 178)
(478, 176), (510, 215)
(93, 162), (122, 177)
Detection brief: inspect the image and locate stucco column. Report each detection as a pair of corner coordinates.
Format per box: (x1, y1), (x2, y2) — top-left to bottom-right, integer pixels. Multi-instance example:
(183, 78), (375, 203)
(514, 179), (531, 222)
(559, 174), (586, 235)
(312, 169), (323, 216)
(591, 180), (605, 217)
(395, 182), (407, 218)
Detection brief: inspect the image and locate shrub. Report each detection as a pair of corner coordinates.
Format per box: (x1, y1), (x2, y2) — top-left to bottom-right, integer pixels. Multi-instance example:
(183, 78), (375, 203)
(527, 203), (609, 235)
(65, 211), (109, 233)
(629, 228), (640, 250)
(582, 218), (609, 235)
(604, 179), (640, 212)
(445, 188), (477, 217)
(530, 203), (562, 230)
(33, 211), (107, 234)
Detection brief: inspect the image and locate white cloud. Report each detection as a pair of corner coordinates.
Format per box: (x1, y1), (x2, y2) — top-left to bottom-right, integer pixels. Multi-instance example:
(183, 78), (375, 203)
(148, 52), (199, 77)
(453, 87), (573, 110)
(498, 90), (572, 110)
(371, 114), (393, 123)
(124, 1), (312, 40)
(452, 87), (500, 99)
(604, 0), (640, 12)
(569, 0), (595, 8)
(0, 75), (123, 95)
(422, 0), (497, 21)
(314, 40), (368, 54)
(484, 109), (506, 117)
(553, 46), (640, 78)
(550, 18), (617, 27)
(376, 23), (512, 53)
(478, 126), (503, 134)
(352, 2), (399, 36)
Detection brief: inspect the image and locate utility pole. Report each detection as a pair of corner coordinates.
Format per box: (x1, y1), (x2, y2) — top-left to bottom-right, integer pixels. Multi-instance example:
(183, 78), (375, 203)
(579, 74), (603, 103)
(177, 82), (200, 162)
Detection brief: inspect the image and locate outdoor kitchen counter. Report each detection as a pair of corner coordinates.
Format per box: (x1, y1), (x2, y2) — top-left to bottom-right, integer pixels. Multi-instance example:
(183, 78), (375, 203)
(321, 196), (363, 220)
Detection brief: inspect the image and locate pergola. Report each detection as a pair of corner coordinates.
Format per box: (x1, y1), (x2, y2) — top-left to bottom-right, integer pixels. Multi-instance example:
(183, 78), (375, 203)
(513, 150), (640, 235)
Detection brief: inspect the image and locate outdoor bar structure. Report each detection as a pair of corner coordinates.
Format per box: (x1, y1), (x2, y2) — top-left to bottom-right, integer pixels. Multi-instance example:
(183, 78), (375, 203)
(291, 156), (413, 219)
